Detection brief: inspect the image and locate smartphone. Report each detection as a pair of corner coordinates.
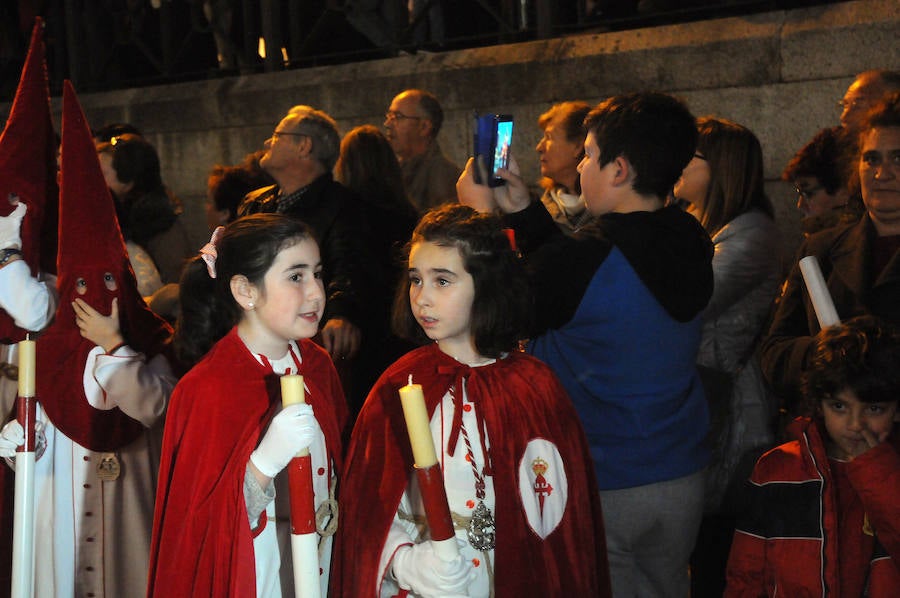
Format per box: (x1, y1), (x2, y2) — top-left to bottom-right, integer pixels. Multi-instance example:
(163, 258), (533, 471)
(473, 112), (514, 187)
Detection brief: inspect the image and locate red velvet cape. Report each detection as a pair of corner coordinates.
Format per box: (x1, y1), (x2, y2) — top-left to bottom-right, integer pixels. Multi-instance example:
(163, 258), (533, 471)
(329, 344), (611, 597)
(147, 328), (348, 597)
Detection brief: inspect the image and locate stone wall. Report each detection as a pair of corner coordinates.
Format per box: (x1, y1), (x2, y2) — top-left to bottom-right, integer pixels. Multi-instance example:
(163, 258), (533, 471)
(7, 0), (900, 259)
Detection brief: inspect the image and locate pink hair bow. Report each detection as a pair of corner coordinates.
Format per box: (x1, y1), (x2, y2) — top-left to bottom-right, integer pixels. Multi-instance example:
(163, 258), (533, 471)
(199, 226), (224, 278)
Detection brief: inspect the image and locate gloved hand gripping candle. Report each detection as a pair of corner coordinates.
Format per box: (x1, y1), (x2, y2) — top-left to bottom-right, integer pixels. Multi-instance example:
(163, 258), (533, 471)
(399, 375), (459, 562)
(281, 374), (321, 598)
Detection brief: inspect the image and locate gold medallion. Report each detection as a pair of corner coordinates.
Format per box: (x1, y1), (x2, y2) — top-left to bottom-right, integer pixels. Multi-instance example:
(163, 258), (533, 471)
(97, 453), (120, 481)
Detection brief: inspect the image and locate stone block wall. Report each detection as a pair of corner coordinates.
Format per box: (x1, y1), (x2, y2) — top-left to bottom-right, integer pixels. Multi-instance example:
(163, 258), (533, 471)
(5, 0), (899, 261)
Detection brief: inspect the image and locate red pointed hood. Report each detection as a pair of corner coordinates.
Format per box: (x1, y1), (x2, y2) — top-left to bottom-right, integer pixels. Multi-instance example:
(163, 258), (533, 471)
(0, 18), (58, 343)
(33, 81), (172, 452)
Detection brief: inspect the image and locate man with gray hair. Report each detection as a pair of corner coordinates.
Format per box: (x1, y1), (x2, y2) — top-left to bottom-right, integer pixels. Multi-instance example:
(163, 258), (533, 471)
(239, 105), (378, 364)
(384, 89), (461, 211)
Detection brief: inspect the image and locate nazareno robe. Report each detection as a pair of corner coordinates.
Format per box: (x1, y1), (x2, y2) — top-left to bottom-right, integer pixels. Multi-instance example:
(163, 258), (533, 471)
(147, 328), (348, 597)
(330, 343), (611, 597)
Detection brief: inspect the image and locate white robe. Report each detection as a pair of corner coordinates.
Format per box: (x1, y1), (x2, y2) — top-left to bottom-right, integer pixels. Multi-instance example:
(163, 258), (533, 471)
(22, 346), (174, 598)
(249, 342), (336, 598)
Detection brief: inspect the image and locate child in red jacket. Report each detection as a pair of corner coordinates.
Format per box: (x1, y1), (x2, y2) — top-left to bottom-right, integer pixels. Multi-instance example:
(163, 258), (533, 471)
(725, 315), (900, 597)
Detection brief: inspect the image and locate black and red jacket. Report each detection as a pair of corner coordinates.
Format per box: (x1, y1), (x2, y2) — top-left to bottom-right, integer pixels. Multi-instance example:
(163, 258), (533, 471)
(725, 418), (900, 597)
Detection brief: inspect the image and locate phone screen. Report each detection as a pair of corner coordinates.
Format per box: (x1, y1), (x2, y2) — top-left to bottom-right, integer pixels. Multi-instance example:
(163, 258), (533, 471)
(492, 120), (514, 177)
(473, 113), (514, 187)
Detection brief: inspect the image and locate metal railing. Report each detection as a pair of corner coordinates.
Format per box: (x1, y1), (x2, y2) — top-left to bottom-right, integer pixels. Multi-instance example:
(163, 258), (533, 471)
(1, 0), (841, 100)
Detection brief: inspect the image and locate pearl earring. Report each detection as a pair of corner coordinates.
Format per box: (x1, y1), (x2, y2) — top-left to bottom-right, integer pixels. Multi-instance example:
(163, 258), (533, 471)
(248, 302), (254, 309)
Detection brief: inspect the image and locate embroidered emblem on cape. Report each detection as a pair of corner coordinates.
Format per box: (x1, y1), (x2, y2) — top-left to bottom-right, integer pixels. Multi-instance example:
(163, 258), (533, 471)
(518, 438), (566, 538)
(531, 457), (554, 517)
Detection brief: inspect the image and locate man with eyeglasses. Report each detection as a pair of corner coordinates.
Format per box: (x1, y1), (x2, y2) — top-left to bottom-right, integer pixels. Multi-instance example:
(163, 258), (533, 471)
(763, 92), (900, 413)
(838, 70), (900, 133)
(239, 105), (380, 369)
(782, 126), (859, 236)
(384, 89), (460, 211)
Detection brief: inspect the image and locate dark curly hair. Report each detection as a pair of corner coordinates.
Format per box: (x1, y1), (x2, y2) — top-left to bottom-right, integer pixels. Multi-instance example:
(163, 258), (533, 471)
(175, 213), (315, 366)
(801, 315), (900, 415)
(391, 204), (532, 358)
(782, 126), (855, 196)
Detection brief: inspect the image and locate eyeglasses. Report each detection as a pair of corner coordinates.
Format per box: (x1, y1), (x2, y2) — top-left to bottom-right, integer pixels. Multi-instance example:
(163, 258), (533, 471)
(384, 111), (422, 123)
(837, 97), (870, 111)
(794, 184), (824, 201)
(271, 130), (309, 141)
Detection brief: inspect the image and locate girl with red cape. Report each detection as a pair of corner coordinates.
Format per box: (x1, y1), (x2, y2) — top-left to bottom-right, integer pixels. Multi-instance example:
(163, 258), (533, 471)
(148, 214), (348, 597)
(330, 204), (611, 597)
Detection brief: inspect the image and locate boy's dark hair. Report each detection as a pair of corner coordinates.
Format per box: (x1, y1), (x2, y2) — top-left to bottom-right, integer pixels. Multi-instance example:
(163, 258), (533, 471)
(584, 92), (697, 199)
(391, 204), (531, 358)
(802, 315), (900, 414)
(782, 126), (854, 195)
(175, 213), (314, 366)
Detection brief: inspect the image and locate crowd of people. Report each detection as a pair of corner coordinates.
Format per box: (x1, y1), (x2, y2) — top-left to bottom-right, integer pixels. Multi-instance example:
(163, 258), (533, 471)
(2, 20), (900, 598)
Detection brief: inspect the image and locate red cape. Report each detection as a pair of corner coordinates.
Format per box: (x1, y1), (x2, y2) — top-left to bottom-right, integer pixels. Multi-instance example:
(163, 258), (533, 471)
(147, 328), (348, 597)
(330, 344), (611, 597)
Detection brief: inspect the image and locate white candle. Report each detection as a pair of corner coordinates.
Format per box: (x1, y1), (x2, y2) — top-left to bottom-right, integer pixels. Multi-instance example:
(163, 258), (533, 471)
(799, 256), (840, 328)
(17, 339), (35, 398)
(399, 375), (438, 468)
(281, 374), (309, 457)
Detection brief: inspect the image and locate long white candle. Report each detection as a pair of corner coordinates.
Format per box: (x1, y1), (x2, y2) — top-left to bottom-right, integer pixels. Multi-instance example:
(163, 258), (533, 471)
(280, 373), (321, 598)
(799, 256), (840, 328)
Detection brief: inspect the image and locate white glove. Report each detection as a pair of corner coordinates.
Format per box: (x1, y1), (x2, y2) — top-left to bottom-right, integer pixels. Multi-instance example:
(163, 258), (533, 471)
(391, 540), (476, 597)
(0, 420), (24, 458)
(0, 201), (26, 250)
(0, 420), (46, 461)
(250, 403), (319, 478)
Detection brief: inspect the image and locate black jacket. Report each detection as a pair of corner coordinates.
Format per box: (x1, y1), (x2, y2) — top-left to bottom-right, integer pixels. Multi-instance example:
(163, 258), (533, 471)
(238, 173), (381, 331)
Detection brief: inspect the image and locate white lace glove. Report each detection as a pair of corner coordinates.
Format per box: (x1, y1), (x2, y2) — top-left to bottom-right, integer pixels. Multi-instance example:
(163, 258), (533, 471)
(0, 420), (47, 461)
(391, 540), (476, 598)
(249, 403), (319, 478)
(0, 201), (26, 250)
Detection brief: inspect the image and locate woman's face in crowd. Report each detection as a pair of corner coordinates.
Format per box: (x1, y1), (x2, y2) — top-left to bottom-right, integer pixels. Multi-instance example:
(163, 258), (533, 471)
(536, 117), (583, 190)
(674, 152), (711, 212)
(98, 152), (132, 199)
(859, 126), (900, 236)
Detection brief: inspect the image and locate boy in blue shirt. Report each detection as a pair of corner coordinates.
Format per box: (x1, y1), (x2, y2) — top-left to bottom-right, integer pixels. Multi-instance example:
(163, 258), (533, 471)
(459, 91), (714, 597)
